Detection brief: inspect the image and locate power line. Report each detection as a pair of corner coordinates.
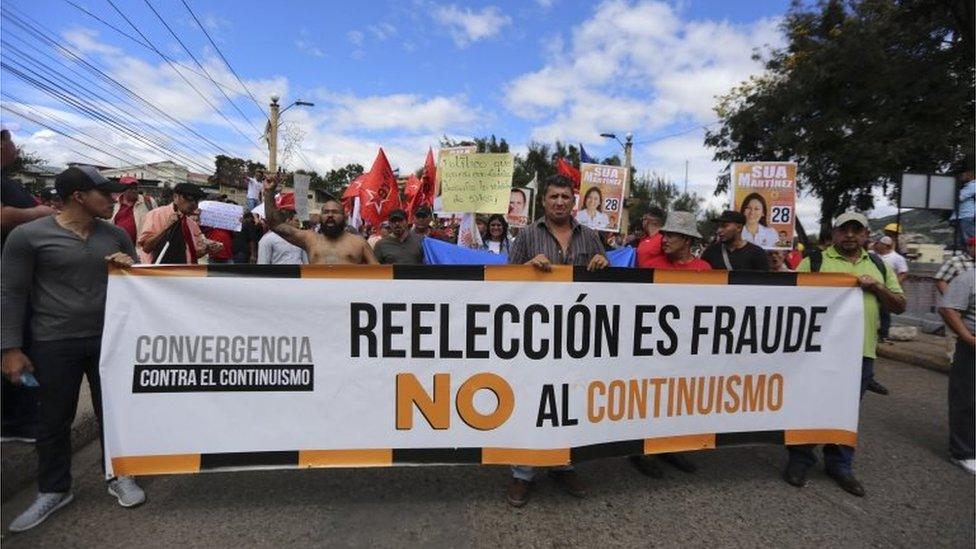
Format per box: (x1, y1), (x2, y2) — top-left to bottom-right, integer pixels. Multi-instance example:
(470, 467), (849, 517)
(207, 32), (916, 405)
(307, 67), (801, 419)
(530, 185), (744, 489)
(141, 0), (262, 135)
(1, 6), (233, 156)
(1, 101), (152, 167)
(61, 0), (252, 101)
(178, 0), (268, 119)
(1, 60), (214, 173)
(105, 0), (263, 149)
(1, 43), (215, 172)
(632, 122), (720, 145)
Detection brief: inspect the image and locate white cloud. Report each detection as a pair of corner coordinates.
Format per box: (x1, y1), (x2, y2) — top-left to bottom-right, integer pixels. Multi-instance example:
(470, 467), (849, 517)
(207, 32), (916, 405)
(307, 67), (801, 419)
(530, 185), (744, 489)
(347, 30), (365, 47)
(62, 28), (121, 56)
(316, 91), (480, 133)
(505, 0), (786, 217)
(368, 23), (397, 41)
(295, 29), (325, 58)
(433, 5), (511, 47)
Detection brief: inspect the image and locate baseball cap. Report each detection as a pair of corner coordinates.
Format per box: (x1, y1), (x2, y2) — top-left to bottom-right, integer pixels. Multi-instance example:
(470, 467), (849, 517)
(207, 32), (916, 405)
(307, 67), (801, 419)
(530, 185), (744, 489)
(711, 210), (746, 224)
(878, 236), (894, 246)
(414, 205), (432, 218)
(884, 223), (901, 233)
(172, 182), (206, 200)
(833, 212), (869, 229)
(388, 208), (407, 221)
(119, 176), (139, 186)
(55, 166), (128, 199)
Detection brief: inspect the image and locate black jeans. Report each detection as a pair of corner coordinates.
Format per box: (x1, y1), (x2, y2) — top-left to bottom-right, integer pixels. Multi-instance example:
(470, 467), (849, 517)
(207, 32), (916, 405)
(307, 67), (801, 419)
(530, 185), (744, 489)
(949, 340), (975, 460)
(31, 337), (105, 493)
(1, 377), (38, 437)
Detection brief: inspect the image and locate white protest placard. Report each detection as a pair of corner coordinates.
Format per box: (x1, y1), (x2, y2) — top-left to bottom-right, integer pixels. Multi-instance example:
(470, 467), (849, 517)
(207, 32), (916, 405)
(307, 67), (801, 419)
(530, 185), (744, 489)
(198, 201), (243, 232)
(100, 265), (863, 476)
(294, 174), (310, 222)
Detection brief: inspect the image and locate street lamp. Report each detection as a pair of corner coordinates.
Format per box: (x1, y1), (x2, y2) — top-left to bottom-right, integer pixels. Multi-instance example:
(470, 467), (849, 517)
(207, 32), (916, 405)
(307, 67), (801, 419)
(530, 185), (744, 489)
(267, 96), (314, 173)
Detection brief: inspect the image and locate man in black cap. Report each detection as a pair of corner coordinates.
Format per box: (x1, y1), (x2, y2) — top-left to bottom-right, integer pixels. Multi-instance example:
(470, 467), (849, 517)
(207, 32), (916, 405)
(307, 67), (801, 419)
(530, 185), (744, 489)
(137, 182), (221, 264)
(701, 210), (770, 271)
(374, 208), (425, 264)
(2, 166), (146, 532)
(410, 205), (449, 241)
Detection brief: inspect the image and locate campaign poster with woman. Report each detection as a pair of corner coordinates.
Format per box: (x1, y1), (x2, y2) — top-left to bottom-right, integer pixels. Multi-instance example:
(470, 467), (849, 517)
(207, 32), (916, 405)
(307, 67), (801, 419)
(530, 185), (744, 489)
(731, 162), (797, 250)
(506, 187), (533, 228)
(574, 163), (626, 232)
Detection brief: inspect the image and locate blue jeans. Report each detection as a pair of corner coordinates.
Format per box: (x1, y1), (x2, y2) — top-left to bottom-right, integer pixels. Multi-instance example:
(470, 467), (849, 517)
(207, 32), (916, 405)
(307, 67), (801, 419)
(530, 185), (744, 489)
(247, 198), (260, 211)
(786, 357), (873, 476)
(880, 308), (891, 340)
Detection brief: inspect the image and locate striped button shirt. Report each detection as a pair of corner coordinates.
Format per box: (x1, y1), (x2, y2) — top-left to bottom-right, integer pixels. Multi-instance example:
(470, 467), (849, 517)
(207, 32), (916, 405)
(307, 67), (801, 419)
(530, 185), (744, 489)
(508, 216), (605, 266)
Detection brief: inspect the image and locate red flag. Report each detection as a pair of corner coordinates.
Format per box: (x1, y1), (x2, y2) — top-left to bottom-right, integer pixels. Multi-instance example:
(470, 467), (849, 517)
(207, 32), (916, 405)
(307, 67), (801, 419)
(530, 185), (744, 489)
(342, 173), (367, 214)
(358, 148), (401, 225)
(404, 174), (423, 198)
(423, 147), (437, 196)
(556, 157), (581, 194)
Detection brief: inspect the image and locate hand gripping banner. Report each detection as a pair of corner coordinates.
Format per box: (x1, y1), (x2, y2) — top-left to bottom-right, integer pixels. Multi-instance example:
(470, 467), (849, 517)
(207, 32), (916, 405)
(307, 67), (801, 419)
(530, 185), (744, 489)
(99, 265), (864, 477)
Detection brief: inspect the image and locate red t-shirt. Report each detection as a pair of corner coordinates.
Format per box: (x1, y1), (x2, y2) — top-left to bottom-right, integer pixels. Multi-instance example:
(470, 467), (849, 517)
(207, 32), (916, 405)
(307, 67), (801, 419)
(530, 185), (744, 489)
(114, 203), (137, 244)
(786, 249), (803, 270)
(203, 228), (233, 261)
(645, 255), (712, 271)
(636, 232), (664, 268)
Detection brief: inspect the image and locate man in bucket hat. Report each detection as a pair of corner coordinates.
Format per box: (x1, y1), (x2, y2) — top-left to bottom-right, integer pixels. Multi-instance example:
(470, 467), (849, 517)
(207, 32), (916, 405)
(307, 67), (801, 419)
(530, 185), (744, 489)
(641, 211), (711, 270)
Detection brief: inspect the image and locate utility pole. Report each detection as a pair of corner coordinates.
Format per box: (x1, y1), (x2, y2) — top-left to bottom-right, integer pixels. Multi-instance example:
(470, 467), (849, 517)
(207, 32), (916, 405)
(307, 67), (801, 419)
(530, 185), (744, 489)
(268, 95), (280, 173)
(621, 132), (633, 233)
(684, 159), (689, 194)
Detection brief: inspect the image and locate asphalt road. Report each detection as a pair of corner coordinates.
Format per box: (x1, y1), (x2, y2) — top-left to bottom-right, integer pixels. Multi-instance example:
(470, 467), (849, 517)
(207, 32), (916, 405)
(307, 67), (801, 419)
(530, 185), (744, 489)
(2, 357), (973, 548)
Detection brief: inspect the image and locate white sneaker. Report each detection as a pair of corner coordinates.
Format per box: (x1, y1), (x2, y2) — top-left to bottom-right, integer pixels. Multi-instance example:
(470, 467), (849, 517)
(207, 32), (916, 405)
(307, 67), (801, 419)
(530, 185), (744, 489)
(951, 457), (976, 474)
(107, 476), (146, 508)
(8, 492), (74, 532)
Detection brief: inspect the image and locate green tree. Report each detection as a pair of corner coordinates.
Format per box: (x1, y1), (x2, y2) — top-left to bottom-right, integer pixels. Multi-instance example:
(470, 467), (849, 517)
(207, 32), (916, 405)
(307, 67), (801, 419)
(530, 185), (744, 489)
(705, 0), (974, 237)
(325, 164), (364, 198)
(209, 155), (266, 189)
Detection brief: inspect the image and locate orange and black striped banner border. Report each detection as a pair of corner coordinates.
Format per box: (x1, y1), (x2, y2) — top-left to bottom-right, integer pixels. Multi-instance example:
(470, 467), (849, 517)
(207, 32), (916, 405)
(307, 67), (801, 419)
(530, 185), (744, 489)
(111, 265), (857, 287)
(111, 429), (857, 476)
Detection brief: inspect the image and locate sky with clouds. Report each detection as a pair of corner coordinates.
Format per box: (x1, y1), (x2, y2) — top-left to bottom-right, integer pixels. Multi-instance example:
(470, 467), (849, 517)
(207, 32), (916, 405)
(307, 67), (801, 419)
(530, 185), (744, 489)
(0, 0), (900, 228)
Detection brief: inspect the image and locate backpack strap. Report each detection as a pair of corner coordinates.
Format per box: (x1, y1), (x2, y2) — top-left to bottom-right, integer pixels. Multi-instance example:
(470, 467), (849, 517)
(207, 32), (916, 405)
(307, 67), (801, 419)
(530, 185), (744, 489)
(808, 248), (823, 273)
(867, 252), (889, 285)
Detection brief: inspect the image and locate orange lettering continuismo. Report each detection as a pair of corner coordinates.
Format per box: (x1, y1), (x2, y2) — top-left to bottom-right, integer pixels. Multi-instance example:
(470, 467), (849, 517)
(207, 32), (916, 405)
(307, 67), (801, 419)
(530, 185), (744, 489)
(586, 373), (783, 423)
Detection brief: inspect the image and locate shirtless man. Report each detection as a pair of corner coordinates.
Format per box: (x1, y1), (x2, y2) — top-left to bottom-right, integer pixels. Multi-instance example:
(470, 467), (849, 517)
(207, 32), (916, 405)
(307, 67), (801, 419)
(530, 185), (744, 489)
(263, 178), (377, 265)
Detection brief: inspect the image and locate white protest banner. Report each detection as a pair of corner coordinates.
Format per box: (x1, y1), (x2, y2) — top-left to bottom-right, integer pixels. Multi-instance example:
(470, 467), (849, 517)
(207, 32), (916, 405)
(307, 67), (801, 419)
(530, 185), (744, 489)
(198, 201), (243, 232)
(731, 162), (797, 250)
(574, 163), (626, 233)
(100, 266), (863, 476)
(294, 173), (310, 222)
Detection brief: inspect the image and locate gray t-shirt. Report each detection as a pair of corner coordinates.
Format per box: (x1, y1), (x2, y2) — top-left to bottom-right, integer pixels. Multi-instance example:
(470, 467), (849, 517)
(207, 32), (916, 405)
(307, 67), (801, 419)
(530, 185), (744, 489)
(373, 232), (425, 265)
(940, 268), (975, 335)
(1, 216), (138, 348)
(257, 231), (307, 265)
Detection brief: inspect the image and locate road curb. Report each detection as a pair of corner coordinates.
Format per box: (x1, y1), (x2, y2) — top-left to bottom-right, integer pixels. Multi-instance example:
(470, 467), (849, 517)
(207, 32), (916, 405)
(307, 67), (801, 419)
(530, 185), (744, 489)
(1, 398), (99, 503)
(877, 344), (951, 375)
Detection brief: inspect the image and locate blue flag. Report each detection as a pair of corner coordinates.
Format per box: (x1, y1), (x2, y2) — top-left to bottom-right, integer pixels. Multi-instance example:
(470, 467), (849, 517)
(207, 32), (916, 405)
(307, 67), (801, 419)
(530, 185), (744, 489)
(580, 144), (597, 164)
(423, 237), (636, 268)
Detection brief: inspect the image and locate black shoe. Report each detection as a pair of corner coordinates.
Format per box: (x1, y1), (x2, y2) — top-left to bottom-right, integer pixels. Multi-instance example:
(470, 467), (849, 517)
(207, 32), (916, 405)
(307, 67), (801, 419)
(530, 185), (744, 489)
(866, 379), (889, 395)
(628, 455), (665, 478)
(660, 452), (697, 473)
(826, 470), (865, 497)
(783, 462), (808, 487)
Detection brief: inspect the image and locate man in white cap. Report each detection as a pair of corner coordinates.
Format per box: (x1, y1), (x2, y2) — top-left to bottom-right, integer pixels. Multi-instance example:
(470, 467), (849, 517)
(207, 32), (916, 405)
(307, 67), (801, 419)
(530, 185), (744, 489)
(783, 211), (905, 497)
